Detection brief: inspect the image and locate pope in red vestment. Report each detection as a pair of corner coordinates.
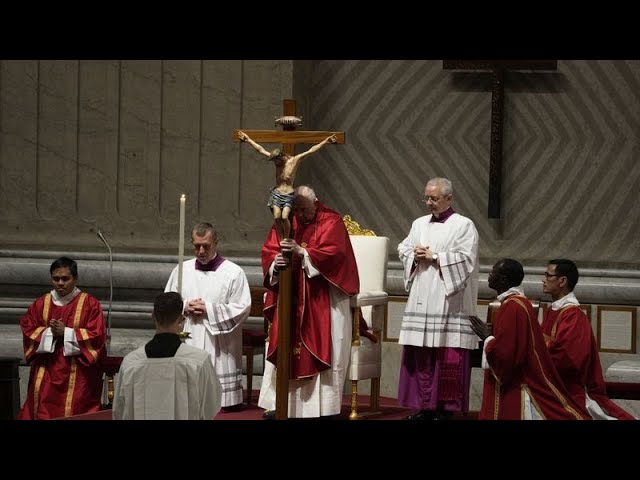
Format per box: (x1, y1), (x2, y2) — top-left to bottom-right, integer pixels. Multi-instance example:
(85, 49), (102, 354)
(18, 258), (106, 420)
(261, 199), (359, 379)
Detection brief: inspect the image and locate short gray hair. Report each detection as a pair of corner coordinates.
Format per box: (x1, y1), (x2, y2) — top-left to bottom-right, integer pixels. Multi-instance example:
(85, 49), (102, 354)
(426, 177), (453, 196)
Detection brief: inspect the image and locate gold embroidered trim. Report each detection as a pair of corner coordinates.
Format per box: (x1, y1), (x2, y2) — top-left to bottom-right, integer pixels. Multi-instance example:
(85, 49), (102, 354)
(508, 297), (584, 419)
(32, 294), (52, 417)
(64, 293), (87, 416)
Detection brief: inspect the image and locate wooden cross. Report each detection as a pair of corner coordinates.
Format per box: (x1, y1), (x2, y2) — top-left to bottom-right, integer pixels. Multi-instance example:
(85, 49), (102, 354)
(234, 99), (344, 420)
(443, 60), (557, 219)
(233, 99), (345, 154)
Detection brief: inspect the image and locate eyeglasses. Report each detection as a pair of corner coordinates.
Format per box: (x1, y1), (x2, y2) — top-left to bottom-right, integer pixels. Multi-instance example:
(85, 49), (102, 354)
(543, 272), (564, 278)
(422, 195), (445, 203)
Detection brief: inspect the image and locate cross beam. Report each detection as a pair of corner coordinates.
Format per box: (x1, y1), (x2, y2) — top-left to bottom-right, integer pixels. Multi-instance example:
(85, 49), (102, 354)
(443, 60), (557, 218)
(233, 130), (345, 144)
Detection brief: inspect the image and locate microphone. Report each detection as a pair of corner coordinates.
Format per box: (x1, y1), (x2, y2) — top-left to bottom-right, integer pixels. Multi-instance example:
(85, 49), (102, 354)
(97, 229), (113, 355)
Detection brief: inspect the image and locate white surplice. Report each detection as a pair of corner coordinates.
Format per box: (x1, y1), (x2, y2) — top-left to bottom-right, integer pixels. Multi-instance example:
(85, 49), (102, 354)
(113, 343), (222, 420)
(165, 257), (251, 407)
(398, 213), (479, 350)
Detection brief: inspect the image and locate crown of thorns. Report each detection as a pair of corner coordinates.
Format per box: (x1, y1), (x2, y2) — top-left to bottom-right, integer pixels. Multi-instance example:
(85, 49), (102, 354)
(274, 115), (302, 127)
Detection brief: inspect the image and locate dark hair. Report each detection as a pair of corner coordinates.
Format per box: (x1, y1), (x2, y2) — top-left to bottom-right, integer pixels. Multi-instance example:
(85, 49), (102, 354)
(153, 292), (184, 326)
(549, 259), (579, 291)
(498, 258), (524, 288)
(50, 257), (78, 277)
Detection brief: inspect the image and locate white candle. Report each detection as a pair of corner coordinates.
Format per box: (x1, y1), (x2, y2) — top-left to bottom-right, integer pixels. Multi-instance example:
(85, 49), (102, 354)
(177, 194), (186, 295)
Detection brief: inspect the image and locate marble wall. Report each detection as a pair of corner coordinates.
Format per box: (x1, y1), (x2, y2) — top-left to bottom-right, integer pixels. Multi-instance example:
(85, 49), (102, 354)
(0, 60), (295, 254)
(2, 60), (639, 268)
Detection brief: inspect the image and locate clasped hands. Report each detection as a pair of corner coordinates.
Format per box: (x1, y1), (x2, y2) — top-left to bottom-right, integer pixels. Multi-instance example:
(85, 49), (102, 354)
(186, 298), (207, 318)
(49, 319), (66, 337)
(468, 315), (492, 341)
(413, 244), (435, 265)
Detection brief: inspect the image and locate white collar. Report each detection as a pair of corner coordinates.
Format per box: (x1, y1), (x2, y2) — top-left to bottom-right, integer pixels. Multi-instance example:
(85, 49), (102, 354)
(50, 287), (81, 306)
(496, 286), (524, 302)
(551, 292), (579, 311)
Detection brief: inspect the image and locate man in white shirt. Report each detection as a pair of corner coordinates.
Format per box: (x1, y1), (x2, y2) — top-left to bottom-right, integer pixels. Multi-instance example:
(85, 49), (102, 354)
(113, 292), (222, 420)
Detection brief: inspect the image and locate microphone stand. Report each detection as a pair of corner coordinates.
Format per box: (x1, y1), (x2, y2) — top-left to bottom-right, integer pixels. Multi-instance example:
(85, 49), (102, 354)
(97, 230), (113, 355)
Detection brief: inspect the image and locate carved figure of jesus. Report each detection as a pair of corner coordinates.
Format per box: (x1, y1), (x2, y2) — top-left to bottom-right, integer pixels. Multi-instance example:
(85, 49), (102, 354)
(238, 130), (337, 240)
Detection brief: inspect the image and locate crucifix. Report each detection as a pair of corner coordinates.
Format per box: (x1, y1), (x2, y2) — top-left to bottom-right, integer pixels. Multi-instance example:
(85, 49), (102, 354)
(234, 99), (345, 419)
(443, 60), (557, 219)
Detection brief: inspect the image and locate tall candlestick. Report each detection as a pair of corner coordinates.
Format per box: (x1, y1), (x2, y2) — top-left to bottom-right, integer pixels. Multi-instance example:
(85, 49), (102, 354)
(177, 194), (186, 295)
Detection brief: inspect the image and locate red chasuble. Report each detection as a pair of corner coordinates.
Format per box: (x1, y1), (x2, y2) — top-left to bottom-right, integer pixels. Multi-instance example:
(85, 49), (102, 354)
(262, 202), (359, 379)
(18, 292), (106, 419)
(542, 305), (635, 420)
(480, 296), (590, 420)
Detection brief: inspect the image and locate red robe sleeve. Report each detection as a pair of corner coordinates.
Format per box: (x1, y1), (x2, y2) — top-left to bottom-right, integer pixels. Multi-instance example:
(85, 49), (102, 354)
(545, 307), (592, 385)
(484, 298), (530, 386)
(302, 208), (359, 296)
(73, 295), (107, 366)
(21, 296), (49, 363)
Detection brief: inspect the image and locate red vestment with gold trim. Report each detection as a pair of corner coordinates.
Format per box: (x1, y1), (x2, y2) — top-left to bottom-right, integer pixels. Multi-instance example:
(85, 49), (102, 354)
(18, 292), (106, 419)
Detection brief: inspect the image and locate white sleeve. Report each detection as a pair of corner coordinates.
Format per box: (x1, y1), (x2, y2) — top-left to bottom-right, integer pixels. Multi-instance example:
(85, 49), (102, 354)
(268, 261), (280, 286)
(165, 266), (178, 293)
(398, 221), (420, 292)
(203, 270), (251, 335)
(439, 221), (479, 297)
(35, 328), (56, 353)
(63, 327), (82, 356)
(201, 359), (222, 420)
(481, 336), (495, 370)
(301, 249), (322, 278)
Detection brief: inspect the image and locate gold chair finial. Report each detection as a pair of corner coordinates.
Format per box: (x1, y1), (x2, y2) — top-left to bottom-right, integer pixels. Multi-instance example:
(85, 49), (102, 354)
(342, 215), (376, 236)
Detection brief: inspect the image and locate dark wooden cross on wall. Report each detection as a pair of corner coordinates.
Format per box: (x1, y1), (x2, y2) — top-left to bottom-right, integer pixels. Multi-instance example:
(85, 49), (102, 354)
(443, 60), (557, 219)
(233, 98), (345, 420)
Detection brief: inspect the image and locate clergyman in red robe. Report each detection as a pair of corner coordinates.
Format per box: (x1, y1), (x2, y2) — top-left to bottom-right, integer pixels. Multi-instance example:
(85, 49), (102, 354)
(541, 259), (635, 420)
(470, 259), (591, 420)
(18, 257), (106, 420)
